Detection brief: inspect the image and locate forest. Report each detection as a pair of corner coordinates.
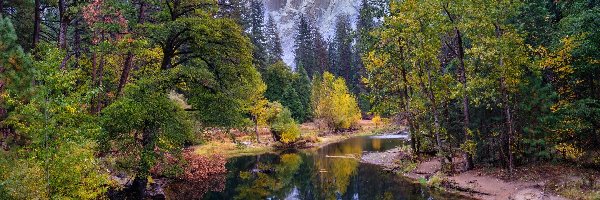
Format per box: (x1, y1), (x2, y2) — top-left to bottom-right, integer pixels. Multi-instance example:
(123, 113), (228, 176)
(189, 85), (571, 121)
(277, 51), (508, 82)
(0, 0), (598, 199)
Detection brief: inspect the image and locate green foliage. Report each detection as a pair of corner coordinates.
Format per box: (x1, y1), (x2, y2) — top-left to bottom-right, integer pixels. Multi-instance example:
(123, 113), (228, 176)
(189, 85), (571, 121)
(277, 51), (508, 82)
(248, 0), (268, 72)
(331, 15), (357, 90)
(0, 17), (34, 104)
(265, 16), (284, 65)
(426, 172), (445, 189)
(100, 79), (192, 178)
(294, 16), (317, 77)
(1, 40), (108, 199)
(292, 65), (313, 122)
(365, 0), (600, 168)
(267, 102), (301, 144)
(263, 61), (312, 122)
(264, 61), (295, 103)
(311, 72), (361, 131)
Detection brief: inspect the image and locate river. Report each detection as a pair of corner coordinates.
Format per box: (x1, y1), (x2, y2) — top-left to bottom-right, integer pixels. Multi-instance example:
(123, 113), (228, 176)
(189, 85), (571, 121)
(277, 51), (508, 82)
(164, 135), (466, 199)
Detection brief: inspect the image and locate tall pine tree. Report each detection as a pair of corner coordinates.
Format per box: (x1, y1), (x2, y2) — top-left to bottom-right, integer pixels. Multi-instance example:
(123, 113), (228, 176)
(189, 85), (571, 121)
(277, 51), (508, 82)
(265, 15), (283, 65)
(313, 28), (329, 75)
(249, 0), (267, 72)
(294, 15), (316, 78)
(332, 15), (355, 90)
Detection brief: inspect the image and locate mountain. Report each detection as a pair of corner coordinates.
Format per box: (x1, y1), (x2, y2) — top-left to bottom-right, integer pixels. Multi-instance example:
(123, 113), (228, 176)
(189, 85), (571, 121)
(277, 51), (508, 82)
(263, 0), (361, 67)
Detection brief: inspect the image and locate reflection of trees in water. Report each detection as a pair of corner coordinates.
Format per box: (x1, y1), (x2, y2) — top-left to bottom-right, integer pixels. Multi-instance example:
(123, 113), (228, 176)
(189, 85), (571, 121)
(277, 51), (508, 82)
(312, 138), (363, 200)
(164, 173), (226, 200)
(163, 153), (227, 199)
(372, 138), (382, 151)
(233, 153), (303, 200)
(188, 137), (456, 200)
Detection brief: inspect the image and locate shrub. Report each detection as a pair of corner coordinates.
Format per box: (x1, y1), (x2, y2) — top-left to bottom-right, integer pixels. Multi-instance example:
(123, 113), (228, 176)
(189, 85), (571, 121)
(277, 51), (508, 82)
(372, 115), (382, 127)
(427, 172), (446, 189)
(182, 151), (227, 182)
(311, 72), (361, 131)
(267, 102), (301, 144)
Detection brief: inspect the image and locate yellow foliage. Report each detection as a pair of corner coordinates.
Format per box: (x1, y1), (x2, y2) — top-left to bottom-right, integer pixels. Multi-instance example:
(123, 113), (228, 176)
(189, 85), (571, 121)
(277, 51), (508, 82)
(312, 72), (362, 131)
(372, 115), (382, 127)
(279, 122), (300, 144)
(555, 143), (584, 160)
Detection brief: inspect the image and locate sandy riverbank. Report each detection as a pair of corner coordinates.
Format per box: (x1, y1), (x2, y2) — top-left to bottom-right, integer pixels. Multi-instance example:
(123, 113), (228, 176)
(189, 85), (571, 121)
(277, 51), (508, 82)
(361, 148), (599, 200)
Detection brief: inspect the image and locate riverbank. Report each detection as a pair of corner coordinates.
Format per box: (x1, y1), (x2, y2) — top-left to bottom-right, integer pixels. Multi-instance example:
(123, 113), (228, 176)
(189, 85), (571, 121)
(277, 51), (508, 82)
(361, 148), (600, 200)
(192, 120), (401, 158)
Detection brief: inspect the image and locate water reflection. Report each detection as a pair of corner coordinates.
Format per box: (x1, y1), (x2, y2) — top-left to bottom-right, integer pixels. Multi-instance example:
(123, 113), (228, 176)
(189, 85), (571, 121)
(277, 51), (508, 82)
(168, 136), (465, 200)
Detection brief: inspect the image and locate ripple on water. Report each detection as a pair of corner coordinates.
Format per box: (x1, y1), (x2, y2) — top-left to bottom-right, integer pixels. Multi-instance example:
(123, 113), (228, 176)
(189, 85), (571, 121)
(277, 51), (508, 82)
(369, 134), (410, 139)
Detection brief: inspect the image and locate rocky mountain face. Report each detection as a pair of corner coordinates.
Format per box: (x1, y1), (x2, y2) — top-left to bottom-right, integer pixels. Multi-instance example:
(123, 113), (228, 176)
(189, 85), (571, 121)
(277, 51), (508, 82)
(263, 0), (360, 66)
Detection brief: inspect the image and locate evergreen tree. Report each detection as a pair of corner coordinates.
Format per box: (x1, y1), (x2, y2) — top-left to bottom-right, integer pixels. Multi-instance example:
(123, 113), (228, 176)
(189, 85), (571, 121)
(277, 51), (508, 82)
(293, 63), (312, 122)
(264, 61), (295, 102)
(327, 36), (337, 74)
(263, 61), (311, 122)
(0, 16), (33, 147)
(332, 15), (355, 89)
(313, 29), (329, 75)
(265, 15), (283, 65)
(249, 0), (268, 72)
(294, 15), (316, 78)
(217, 0), (251, 30)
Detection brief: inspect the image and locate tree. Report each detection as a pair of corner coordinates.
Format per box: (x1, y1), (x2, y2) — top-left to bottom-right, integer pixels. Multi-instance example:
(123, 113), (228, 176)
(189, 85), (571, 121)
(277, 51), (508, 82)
(311, 72), (361, 131)
(292, 64), (312, 122)
(263, 61), (311, 122)
(265, 15), (283, 65)
(294, 15), (316, 78)
(264, 61), (295, 102)
(332, 15), (356, 91)
(267, 102), (301, 144)
(313, 29), (329, 75)
(249, 0), (268, 72)
(143, 0), (216, 70)
(0, 16), (34, 148)
(217, 0), (250, 29)
(100, 79), (191, 197)
(1, 30), (108, 198)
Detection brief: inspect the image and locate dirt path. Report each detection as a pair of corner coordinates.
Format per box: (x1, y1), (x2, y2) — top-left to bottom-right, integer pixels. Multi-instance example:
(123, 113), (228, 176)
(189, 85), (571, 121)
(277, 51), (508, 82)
(361, 149), (570, 200)
(448, 169), (567, 200)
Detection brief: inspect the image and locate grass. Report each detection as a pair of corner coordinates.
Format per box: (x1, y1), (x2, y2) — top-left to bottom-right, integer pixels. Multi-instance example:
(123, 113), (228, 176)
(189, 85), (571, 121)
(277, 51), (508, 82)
(193, 121), (403, 158)
(550, 177), (600, 200)
(193, 140), (274, 158)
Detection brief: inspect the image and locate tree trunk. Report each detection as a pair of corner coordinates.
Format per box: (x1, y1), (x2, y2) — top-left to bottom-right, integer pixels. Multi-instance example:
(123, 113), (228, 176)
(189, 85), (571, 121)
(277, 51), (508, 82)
(427, 65), (443, 158)
(500, 78), (514, 171)
(73, 9), (81, 66)
(161, 48), (173, 70)
(138, 0), (146, 23)
(400, 61), (416, 155)
(254, 118), (260, 143)
(117, 52), (134, 97)
(91, 52), (97, 84)
(455, 28), (474, 170)
(58, 0), (68, 50)
(91, 52), (97, 112)
(496, 24), (514, 172)
(132, 125), (154, 199)
(95, 55), (105, 113)
(32, 0), (41, 49)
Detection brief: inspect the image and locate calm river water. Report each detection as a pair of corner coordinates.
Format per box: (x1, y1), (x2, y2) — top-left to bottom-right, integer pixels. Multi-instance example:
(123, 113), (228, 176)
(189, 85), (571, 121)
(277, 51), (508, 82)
(164, 135), (466, 200)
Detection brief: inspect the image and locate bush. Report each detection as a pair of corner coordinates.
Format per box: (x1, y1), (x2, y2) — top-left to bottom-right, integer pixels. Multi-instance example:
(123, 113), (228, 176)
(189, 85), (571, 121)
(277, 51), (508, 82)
(267, 102), (301, 144)
(311, 72), (361, 131)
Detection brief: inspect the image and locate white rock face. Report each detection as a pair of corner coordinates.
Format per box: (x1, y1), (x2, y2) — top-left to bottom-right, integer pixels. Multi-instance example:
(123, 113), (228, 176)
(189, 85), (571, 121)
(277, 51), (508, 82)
(263, 0), (360, 67)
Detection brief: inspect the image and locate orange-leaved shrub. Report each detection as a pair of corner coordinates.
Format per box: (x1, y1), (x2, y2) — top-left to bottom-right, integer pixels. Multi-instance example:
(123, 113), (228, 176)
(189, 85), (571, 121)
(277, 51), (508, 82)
(182, 150), (227, 181)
